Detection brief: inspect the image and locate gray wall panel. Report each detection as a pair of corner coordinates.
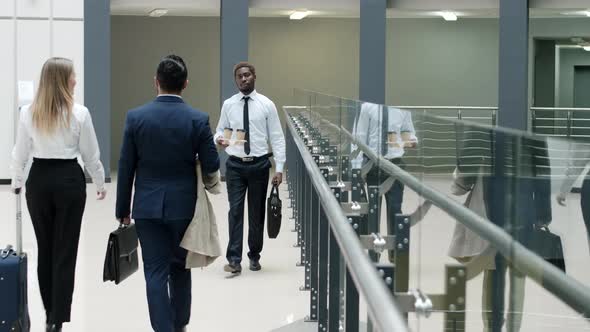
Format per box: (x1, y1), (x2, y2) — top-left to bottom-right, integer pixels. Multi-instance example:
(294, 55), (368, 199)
(110, 16), (590, 170)
(559, 48), (590, 108)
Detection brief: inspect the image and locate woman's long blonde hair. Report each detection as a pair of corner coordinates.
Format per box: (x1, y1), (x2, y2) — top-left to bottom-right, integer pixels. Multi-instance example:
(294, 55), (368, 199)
(31, 57), (75, 134)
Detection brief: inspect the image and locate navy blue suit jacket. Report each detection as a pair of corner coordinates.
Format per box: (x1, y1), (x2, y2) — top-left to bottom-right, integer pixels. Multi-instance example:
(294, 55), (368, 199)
(116, 95), (220, 221)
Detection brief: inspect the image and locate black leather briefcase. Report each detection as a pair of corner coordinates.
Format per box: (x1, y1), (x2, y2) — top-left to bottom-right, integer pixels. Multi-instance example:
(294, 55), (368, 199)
(267, 185), (282, 239)
(527, 225), (566, 273)
(103, 223), (139, 285)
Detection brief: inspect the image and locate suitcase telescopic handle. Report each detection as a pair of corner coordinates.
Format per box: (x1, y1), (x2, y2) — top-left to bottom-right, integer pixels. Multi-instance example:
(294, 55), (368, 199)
(16, 192), (22, 255)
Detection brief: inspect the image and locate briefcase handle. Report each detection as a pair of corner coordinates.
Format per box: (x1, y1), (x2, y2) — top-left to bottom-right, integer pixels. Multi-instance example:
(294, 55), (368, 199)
(118, 221), (132, 229)
(270, 184), (280, 197)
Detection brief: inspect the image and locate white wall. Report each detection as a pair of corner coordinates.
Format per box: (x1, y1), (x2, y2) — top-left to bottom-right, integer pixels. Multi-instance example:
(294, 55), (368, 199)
(0, 0), (84, 181)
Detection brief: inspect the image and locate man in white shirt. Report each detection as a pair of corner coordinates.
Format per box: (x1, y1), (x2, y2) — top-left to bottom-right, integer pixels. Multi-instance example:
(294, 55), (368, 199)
(214, 62), (286, 274)
(352, 102), (417, 262)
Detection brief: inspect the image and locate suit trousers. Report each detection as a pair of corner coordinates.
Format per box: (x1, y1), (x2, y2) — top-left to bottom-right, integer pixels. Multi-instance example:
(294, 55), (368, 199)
(482, 268), (525, 332)
(365, 160), (405, 262)
(580, 178), (590, 250)
(25, 158), (86, 324)
(135, 219), (192, 332)
(225, 157), (271, 264)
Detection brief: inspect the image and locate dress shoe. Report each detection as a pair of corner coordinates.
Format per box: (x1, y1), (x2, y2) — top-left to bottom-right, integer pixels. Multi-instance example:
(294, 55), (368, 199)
(249, 259), (262, 271)
(46, 323), (62, 332)
(223, 262), (242, 274)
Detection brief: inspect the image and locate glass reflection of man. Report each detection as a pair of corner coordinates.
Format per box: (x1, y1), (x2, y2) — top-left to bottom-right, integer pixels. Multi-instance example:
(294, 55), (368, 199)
(557, 140), (590, 252)
(352, 102), (417, 262)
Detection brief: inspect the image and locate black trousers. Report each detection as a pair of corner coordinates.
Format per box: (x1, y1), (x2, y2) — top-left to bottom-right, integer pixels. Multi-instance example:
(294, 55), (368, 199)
(581, 178), (590, 245)
(225, 157), (271, 264)
(365, 159), (405, 262)
(25, 158), (86, 324)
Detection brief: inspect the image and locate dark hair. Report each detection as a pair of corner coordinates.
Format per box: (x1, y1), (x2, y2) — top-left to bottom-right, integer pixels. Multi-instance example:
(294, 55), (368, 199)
(156, 55), (188, 93)
(233, 61), (256, 77)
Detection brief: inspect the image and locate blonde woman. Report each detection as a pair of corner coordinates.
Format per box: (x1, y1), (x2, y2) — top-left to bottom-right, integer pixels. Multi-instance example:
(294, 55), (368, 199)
(10, 57), (106, 332)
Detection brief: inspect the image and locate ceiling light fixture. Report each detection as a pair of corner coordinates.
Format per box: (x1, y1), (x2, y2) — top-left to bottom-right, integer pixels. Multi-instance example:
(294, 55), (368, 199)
(290, 10), (309, 20)
(149, 8), (168, 17)
(561, 10), (590, 17)
(440, 11), (458, 21)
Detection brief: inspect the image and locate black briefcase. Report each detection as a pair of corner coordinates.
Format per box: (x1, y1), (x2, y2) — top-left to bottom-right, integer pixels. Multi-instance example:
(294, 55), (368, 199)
(267, 184), (282, 239)
(103, 223), (139, 285)
(525, 225), (566, 273)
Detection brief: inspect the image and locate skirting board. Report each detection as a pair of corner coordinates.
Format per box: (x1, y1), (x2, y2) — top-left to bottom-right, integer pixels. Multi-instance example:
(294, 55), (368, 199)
(271, 319), (367, 332)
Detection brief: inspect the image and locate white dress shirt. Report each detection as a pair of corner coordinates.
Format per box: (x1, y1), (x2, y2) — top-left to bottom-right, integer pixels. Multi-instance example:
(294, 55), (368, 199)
(558, 141), (590, 194)
(11, 103), (106, 191)
(214, 90), (286, 172)
(352, 102), (417, 168)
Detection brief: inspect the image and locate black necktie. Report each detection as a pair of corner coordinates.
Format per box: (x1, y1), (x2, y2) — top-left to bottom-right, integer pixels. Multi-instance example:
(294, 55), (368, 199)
(382, 105), (388, 156)
(243, 96), (251, 155)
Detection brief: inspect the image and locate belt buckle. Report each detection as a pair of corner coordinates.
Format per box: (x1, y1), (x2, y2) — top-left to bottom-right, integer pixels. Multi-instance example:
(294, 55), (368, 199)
(242, 157), (254, 162)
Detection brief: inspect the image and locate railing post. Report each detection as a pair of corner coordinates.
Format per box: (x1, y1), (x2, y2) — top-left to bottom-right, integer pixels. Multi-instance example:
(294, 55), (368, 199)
(309, 184), (320, 322)
(328, 188), (343, 332)
(303, 172), (312, 291)
(317, 168), (331, 331)
(345, 267), (359, 332)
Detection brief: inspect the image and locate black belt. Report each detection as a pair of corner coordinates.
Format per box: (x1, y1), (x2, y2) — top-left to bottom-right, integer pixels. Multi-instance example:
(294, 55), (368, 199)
(33, 158), (77, 164)
(363, 156), (402, 165)
(229, 153), (273, 163)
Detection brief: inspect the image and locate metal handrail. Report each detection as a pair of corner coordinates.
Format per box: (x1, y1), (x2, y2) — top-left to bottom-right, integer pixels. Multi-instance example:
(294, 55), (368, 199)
(315, 115), (590, 318)
(284, 107), (410, 332)
(532, 107), (590, 112)
(394, 106), (497, 110)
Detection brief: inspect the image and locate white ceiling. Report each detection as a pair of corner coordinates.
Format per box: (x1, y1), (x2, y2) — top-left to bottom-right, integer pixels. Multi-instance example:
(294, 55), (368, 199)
(110, 0), (590, 18)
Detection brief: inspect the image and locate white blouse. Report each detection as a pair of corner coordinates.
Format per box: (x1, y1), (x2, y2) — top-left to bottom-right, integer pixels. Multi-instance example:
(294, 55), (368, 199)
(11, 103), (105, 192)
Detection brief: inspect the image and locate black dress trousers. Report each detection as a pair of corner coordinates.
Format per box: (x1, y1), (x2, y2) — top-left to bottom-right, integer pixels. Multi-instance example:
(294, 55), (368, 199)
(25, 158), (87, 324)
(225, 157), (271, 264)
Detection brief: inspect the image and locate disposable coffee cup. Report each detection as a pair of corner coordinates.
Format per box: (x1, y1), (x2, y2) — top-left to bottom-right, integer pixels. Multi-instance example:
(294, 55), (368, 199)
(401, 131), (412, 142)
(236, 129), (246, 145)
(223, 127), (233, 140)
(387, 131), (398, 147)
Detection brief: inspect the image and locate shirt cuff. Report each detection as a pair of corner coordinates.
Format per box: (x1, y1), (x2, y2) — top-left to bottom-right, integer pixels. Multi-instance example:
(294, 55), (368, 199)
(275, 162), (284, 173)
(96, 183), (106, 193)
(11, 177), (23, 189)
(213, 132), (222, 144)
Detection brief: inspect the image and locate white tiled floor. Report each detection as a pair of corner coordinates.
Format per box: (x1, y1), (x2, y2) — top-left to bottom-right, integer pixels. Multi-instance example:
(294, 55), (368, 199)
(0, 180), (308, 332)
(1, 175), (590, 331)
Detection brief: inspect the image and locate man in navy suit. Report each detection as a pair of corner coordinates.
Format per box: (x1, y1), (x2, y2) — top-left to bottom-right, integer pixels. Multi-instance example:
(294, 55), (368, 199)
(115, 55), (219, 332)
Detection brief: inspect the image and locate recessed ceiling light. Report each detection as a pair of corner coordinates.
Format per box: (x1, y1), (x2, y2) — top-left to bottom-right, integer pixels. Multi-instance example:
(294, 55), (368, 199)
(290, 10), (309, 20)
(561, 10), (590, 17)
(149, 8), (168, 17)
(439, 11), (458, 21)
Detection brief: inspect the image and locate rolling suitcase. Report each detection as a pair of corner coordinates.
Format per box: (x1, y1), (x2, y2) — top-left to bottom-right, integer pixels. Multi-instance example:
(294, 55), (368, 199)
(0, 193), (30, 332)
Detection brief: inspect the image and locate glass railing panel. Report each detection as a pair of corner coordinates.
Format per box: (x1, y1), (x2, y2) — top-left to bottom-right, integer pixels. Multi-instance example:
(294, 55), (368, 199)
(286, 90), (590, 332)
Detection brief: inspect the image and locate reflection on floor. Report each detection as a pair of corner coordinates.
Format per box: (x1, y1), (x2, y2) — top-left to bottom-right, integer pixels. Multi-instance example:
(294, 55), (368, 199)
(0, 175), (589, 331)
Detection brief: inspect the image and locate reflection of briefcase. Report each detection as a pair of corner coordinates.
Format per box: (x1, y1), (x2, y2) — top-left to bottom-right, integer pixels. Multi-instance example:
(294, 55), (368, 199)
(526, 225), (566, 273)
(267, 185), (282, 239)
(103, 223), (139, 285)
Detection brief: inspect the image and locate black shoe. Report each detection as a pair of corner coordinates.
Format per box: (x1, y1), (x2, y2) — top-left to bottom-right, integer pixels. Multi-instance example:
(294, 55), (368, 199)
(249, 260), (262, 271)
(223, 262), (242, 274)
(46, 323), (62, 332)
(175, 327), (187, 332)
